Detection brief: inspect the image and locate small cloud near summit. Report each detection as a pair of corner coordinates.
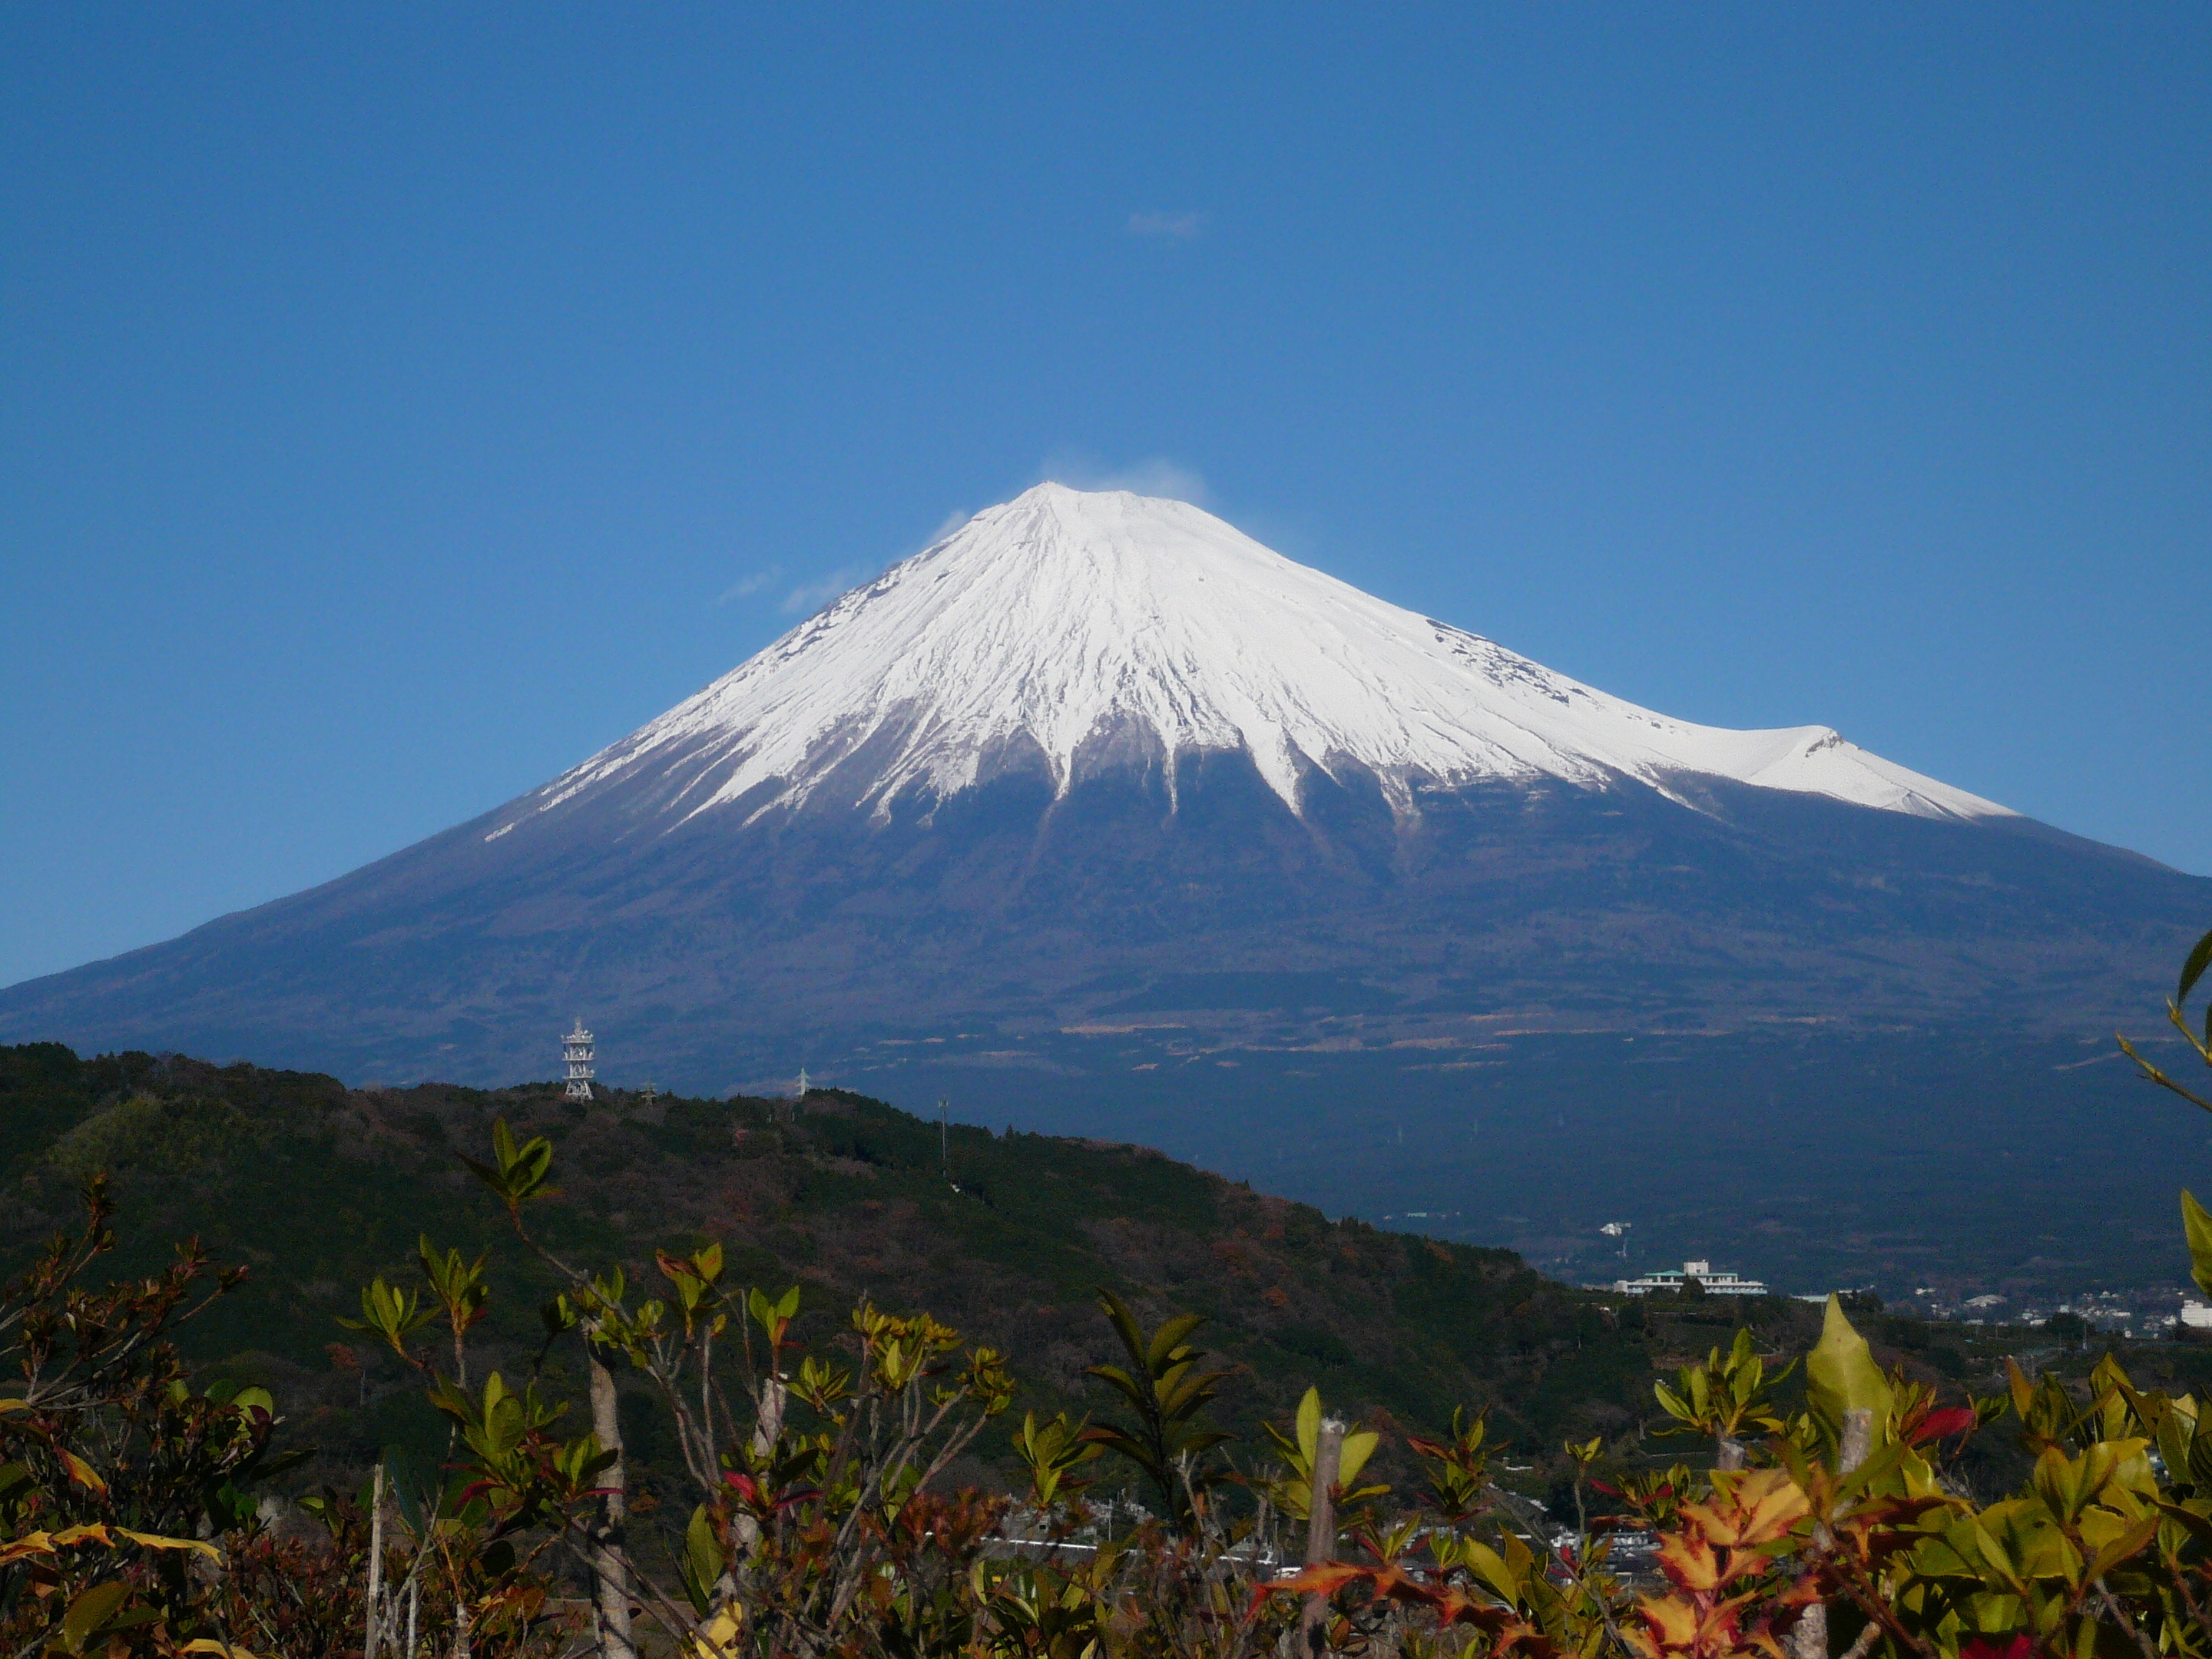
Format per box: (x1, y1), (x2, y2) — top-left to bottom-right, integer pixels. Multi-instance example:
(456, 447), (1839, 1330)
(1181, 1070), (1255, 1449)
(717, 566), (781, 605)
(782, 564), (876, 616)
(1127, 210), (1208, 240)
(750, 508), (979, 620)
(920, 508), (972, 548)
(1036, 452), (1211, 508)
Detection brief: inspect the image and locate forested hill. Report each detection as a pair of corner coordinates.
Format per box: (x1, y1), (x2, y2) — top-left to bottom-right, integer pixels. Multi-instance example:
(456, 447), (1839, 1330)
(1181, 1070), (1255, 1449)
(0, 1041), (1669, 1479)
(21, 1036), (2212, 1520)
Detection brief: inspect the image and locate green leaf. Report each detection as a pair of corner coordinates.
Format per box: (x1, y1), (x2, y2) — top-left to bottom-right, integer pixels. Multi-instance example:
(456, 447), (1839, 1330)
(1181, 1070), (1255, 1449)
(2178, 927), (2212, 1007)
(2154, 1498), (2212, 1542)
(1144, 1313), (1206, 1374)
(541, 1293), (577, 1337)
(1805, 1294), (1891, 1435)
(680, 1505), (724, 1616)
(1339, 1429), (1379, 1485)
(1969, 1520), (2023, 1591)
(1458, 1538), (1522, 1604)
(2086, 1512), (2160, 1581)
(60, 1583), (131, 1654)
(2184, 1192), (2212, 1301)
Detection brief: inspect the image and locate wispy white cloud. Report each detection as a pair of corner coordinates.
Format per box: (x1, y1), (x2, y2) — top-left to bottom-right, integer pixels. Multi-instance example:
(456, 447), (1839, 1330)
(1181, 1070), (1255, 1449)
(757, 505), (980, 621)
(1036, 450), (1211, 507)
(781, 565), (873, 615)
(922, 508), (972, 547)
(1128, 210), (1209, 240)
(716, 566), (782, 605)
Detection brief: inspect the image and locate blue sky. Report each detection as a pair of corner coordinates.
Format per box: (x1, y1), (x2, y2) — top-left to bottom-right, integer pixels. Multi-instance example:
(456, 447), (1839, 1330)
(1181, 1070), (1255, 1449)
(4, 5), (2208, 989)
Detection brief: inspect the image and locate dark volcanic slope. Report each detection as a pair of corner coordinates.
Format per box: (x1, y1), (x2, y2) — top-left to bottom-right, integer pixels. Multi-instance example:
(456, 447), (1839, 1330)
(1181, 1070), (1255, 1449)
(8, 482), (2204, 1090)
(2, 753), (2204, 1090)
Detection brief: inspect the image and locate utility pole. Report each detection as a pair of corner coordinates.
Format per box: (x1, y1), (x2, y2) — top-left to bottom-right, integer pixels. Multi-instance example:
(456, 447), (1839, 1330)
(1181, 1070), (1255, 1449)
(939, 1100), (949, 1179)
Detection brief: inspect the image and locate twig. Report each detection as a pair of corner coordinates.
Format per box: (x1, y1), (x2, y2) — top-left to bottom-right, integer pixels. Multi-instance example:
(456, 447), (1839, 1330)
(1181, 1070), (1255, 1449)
(2094, 1578), (2163, 1659)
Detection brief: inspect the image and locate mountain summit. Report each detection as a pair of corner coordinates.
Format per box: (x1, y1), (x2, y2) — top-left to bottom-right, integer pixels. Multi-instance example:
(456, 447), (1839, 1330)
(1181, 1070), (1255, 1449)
(505, 483), (2005, 840)
(1, 484), (2201, 1098)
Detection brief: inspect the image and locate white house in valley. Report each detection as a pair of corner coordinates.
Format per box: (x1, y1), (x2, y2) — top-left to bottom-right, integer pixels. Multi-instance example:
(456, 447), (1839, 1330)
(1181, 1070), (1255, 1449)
(1613, 1260), (1770, 1297)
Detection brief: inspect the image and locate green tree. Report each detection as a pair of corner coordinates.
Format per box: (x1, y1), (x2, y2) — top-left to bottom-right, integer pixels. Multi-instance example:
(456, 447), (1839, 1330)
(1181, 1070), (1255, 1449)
(1081, 1290), (1236, 1533)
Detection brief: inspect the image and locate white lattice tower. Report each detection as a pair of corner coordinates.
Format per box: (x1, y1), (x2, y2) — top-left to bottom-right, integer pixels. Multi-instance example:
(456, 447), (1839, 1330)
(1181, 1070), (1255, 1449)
(564, 1019), (594, 1101)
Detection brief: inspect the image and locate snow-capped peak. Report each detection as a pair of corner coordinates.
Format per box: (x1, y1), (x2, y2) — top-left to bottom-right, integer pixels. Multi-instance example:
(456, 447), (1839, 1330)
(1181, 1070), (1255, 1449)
(497, 482), (2011, 836)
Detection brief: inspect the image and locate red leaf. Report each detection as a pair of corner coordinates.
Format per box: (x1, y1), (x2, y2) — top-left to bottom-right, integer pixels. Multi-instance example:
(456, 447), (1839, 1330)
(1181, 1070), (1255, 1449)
(1908, 1407), (1979, 1445)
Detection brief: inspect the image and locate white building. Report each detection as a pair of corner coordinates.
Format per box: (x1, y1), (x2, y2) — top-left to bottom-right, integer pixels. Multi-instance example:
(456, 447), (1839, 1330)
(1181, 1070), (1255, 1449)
(1613, 1260), (1770, 1297)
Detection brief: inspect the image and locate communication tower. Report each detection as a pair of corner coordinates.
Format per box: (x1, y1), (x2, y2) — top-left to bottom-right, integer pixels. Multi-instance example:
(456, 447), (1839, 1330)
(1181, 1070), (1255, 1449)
(564, 1020), (595, 1102)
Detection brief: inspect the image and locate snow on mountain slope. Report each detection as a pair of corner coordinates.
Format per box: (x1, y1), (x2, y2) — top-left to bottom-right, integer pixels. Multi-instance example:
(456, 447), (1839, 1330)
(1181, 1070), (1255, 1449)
(495, 483), (2011, 837)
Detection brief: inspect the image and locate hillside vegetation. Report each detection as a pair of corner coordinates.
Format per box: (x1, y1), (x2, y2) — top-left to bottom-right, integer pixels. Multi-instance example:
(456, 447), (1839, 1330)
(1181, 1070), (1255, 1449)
(0, 1041), (1664, 1491)
(11, 952), (2212, 1659)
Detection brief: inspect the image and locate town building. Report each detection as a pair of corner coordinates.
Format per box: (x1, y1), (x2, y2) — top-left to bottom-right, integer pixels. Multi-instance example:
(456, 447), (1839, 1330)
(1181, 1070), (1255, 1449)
(1612, 1260), (1770, 1297)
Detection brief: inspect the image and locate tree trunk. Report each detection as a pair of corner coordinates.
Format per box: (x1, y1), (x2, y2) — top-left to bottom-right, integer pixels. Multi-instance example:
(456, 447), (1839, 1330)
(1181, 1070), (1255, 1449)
(1788, 1409), (1876, 1659)
(588, 1350), (637, 1659)
(366, 1462), (386, 1659)
(733, 1373), (787, 1560)
(1300, 1417), (1345, 1657)
(1838, 1409), (1873, 1473)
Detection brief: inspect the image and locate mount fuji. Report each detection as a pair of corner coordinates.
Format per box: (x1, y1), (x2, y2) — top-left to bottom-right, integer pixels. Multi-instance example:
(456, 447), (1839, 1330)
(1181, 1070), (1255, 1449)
(5, 484), (2208, 1290)
(515, 482), (2008, 836)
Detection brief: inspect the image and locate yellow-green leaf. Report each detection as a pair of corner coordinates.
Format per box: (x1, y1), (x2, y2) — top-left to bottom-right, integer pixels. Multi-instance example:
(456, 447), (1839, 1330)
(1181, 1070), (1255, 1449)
(1339, 1429), (1379, 1485)
(1805, 1296), (1891, 1435)
(58, 1450), (109, 1498)
(2183, 1191), (2212, 1301)
(115, 1528), (222, 1561)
